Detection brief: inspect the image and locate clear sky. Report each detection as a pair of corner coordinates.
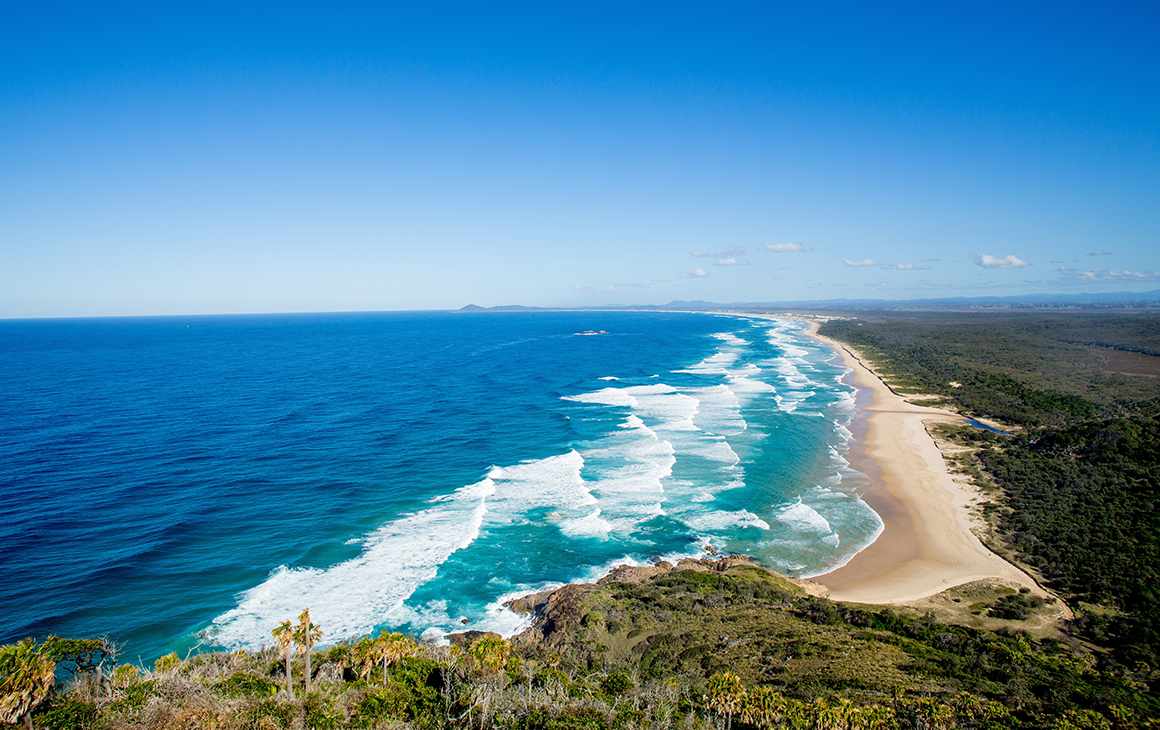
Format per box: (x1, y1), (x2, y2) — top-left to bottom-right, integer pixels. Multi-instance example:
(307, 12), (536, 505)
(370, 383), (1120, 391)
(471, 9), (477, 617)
(2, 2), (1158, 316)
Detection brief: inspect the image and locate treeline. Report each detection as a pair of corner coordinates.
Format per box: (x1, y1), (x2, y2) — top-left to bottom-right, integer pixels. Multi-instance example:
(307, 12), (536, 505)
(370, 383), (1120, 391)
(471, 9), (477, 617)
(818, 312), (1160, 428)
(977, 412), (1160, 667)
(817, 310), (1160, 678)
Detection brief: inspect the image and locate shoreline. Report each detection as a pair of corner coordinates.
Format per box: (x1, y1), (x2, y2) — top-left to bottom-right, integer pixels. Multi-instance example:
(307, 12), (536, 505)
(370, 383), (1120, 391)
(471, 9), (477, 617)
(800, 320), (1052, 605)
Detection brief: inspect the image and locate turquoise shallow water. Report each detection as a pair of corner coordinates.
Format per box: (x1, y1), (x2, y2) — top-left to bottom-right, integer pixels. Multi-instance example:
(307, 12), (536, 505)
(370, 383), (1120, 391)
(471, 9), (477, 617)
(0, 311), (878, 661)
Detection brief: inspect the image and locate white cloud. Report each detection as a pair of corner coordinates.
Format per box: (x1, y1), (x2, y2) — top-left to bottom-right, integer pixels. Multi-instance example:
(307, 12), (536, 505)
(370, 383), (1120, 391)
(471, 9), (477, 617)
(1062, 267), (1160, 281)
(763, 242), (804, 253)
(1087, 249), (1112, 256)
(884, 263), (932, 271)
(690, 251), (711, 258)
(680, 268), (709, 278)
(972, 254), (1031, 269)
(713, 258), (751, 266)
(843, 259), (881, 267)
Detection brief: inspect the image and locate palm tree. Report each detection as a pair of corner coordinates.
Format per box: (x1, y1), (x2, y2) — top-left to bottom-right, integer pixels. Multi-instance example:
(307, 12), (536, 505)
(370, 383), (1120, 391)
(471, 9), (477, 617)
(0, 639), (56, 730)
(375, 632), (417, 684)
(739, 686), (786, 730)
(272, 620), (295, 698)
(705, 672), (746, 730)
(295, 608), (323, 694)
(468, 636), (510, 674)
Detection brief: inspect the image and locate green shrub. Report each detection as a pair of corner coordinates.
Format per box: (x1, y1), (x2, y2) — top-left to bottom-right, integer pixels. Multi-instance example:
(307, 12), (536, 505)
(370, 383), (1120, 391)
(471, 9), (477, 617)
(216, 671), (280, 698)
(600, 671), (634, 696)
(38, 698), (103, 730)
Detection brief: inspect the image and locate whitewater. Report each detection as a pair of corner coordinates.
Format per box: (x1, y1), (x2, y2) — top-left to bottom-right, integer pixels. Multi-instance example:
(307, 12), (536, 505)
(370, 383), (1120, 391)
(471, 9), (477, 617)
(0, 310), (881, 661)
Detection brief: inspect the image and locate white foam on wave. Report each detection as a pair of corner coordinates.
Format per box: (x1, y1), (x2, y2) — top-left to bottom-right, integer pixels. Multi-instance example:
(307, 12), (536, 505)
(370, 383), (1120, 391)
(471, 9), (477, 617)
(713, 332), (748, 346)
(682, 509), (771, 531)
(562, 409), (678, 538)
(485, 451), (596, 523)
(686, 438), (742, 465)
(676, 350), (740, 375)
(207, 476), (497, 649)
(209, 452), (596, 649)
(599, 376), (619, 381)
(565, 384), (701, 432)
(776, 500), (832, 533)
(685, 384), (745, 434)
(559, 508), (613, 538)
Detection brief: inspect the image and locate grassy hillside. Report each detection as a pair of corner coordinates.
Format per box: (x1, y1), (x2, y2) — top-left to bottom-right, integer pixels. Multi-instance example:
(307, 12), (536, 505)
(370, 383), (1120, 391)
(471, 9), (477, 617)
(5, 561), (1156, 729)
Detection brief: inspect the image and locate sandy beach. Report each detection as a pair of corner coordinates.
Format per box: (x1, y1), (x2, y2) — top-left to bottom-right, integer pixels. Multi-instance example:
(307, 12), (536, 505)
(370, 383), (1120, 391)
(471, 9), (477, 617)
(802, 323), (1050, 605)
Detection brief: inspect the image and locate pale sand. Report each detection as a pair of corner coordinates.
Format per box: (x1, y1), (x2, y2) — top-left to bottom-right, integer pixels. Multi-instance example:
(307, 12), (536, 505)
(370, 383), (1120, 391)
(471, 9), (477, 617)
(800, 323), (1054, 606)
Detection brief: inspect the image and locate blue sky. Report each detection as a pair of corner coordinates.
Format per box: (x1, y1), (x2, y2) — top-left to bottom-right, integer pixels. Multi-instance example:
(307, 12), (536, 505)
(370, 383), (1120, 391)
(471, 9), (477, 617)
(2, 2), (1158, 316)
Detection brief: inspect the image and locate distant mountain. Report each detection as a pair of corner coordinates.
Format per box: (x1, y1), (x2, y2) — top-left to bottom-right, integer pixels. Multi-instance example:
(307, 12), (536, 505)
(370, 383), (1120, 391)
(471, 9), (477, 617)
(455, 304), (547, 313)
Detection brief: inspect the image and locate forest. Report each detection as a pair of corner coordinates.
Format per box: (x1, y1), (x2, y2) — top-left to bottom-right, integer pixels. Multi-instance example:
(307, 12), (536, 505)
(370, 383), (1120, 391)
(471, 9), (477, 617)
(818, 310), (1160, 682)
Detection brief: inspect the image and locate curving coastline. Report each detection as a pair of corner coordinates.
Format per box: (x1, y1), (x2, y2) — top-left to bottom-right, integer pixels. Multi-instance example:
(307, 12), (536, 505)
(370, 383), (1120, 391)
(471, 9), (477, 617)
(801, 321), (1057, 606)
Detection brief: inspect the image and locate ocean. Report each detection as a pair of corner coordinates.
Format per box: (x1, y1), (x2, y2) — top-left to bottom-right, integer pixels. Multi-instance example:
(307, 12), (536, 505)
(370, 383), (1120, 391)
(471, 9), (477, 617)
(0, 310), (880, 662)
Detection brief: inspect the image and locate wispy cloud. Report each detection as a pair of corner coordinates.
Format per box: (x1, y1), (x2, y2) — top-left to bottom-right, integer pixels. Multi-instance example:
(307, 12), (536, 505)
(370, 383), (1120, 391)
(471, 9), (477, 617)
(883, 263), (932, 271)
(844, 258), (881, 267)
(714, 258), (751, 266)
(680, 268), (709, 279)
(692, 246), (747, 259)
(1087, 249), (1112, 256)
(763, 242), (804, 253)
(1060, 267), (1160, 281)
(972, 254), (1031, 269)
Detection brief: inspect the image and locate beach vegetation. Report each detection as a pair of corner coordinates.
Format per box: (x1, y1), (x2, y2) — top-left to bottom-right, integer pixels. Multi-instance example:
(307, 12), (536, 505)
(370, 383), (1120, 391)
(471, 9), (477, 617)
(5, 561), (1155, 727)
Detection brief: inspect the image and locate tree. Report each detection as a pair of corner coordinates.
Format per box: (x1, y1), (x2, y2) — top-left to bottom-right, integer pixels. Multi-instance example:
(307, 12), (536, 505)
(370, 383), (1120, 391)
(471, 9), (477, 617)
(705, 672), (745, 730)
(739, 686), (785, 730)
(40, 636), (111, 680)
(296, 608), (323, 695)
(374, 632), (417, 685)
(272, 620), (296, 698)
(468, 636), (510, 675)
(0, 639), (56, 730)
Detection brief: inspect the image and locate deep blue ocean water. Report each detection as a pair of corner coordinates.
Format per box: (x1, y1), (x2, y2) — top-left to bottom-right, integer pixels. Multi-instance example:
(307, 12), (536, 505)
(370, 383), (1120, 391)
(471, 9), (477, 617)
(0, 311), (879, 662)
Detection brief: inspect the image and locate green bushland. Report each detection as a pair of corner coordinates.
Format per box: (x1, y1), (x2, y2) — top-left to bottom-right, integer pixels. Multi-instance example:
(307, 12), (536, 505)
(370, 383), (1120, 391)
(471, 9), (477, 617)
(817, 309), (1160, 699)
(818, 311), (1160, 427)
(5, 562), (1155, 728)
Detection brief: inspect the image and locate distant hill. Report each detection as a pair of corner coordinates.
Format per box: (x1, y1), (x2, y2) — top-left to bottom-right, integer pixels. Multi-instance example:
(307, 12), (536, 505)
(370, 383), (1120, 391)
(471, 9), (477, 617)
(455, 304), (547, 313)
(458, 290), (1160, 313)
